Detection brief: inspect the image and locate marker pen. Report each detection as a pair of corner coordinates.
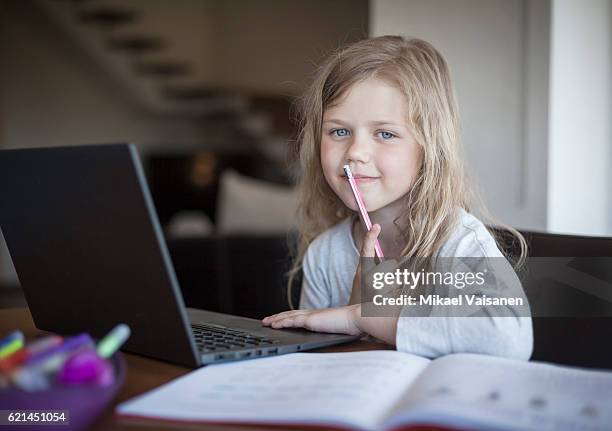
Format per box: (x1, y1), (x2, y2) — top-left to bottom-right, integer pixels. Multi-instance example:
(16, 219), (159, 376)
(343, 165), (384, 260)
(25, 333), (93, 366)
(0, 335), (63, 373)
(10, 334), (93, 391)
(0, 331), (24, 349)
(0, 331), (24, 359)
(59, 324), (130, 387)
(97, 324), (130, 358)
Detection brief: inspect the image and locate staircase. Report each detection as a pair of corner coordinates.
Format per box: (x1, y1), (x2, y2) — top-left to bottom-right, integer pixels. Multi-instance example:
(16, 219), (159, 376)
(36, 0), (248, 117)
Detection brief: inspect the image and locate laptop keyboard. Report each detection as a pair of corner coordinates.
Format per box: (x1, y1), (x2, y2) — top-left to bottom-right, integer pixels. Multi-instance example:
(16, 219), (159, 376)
(191, 323), (281, 353)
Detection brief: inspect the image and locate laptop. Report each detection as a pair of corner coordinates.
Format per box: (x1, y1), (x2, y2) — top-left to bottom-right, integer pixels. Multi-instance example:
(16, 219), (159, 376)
(0, 144), (359, 367)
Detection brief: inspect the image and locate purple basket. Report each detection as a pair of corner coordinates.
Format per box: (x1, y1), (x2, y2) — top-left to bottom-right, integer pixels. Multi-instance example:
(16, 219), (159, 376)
(0, 353), (126, 431)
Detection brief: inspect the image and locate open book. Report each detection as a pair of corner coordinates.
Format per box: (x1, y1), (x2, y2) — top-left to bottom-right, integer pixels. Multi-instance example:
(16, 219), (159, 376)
(117, 351), (612, 431)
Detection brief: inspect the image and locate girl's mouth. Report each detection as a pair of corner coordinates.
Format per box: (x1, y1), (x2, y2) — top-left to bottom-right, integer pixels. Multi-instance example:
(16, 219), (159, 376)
(341, 175), (379, 183)
(353, 177), (379, 183)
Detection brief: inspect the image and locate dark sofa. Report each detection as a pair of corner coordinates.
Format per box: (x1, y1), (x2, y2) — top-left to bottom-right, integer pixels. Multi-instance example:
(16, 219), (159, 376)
(166, 229), (612, 369)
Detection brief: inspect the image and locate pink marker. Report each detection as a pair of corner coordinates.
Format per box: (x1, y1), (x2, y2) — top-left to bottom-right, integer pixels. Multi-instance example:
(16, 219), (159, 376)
(343, 165), (384, 260)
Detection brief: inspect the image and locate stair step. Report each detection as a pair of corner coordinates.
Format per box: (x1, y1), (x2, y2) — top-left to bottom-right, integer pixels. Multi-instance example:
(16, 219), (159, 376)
(162, 85), (227, 102)
(107, 35), (164, 55)
(134, 60), (192, 79)
(78, 7), (139, 29)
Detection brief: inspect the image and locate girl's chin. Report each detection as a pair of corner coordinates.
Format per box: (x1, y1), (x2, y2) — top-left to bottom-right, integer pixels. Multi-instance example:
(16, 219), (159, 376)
(342, 197), (384, 214)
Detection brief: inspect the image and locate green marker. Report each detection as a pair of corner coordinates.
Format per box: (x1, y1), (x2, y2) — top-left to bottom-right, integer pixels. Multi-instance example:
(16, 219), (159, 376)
(96, 324), (131, 358)
(0, 337), (24, 359)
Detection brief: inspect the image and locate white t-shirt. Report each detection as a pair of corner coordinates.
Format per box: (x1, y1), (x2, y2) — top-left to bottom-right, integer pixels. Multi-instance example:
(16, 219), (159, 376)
(299, 208), (533, 360)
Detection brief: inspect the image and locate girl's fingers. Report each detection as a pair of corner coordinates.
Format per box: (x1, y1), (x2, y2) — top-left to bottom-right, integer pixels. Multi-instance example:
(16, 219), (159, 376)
(263, 310), (304, 321)
(262, 312), (309, 329)
(270, 314), (307, 329)
(262, 310), (307, 325)
(361, 224), (381, 258)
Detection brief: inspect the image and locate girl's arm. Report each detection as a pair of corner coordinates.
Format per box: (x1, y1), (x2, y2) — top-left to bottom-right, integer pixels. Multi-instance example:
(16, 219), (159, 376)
(353, 304), (402, 344)
(262, 224), (402, 345)
(261, 302), (401, 345)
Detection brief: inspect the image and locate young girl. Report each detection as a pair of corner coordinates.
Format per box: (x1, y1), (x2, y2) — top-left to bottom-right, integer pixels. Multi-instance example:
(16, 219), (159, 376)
(262, 36), (533, 360)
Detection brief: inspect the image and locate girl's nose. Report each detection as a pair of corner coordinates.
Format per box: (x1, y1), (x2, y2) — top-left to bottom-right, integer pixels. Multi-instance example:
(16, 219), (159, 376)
(345, 134), (372, 164)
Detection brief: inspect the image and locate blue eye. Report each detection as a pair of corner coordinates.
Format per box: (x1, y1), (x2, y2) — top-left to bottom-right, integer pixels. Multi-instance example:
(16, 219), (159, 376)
(331, 128), (350, 137)
(378, 131), (396, 140)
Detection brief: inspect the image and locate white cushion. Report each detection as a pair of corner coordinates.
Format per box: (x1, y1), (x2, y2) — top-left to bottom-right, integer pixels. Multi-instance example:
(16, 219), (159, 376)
(166, 211), (215, 238)
(216, 169), (297, 234)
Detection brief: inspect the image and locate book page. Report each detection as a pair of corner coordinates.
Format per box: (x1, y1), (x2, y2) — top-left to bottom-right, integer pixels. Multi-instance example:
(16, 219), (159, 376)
(117, 351), (430, 430)
(385, 353), (612, 431)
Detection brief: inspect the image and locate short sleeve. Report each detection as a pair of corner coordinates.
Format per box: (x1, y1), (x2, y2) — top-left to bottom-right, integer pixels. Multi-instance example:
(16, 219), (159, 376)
(298, 242), (331, 309)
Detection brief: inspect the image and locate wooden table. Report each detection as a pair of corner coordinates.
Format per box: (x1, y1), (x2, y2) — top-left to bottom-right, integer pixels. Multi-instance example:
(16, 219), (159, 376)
(0, 308), (395, 431)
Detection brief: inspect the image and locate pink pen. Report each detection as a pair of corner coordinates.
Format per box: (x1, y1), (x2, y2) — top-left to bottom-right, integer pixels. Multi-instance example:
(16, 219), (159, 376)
(343, 165), (384, 260)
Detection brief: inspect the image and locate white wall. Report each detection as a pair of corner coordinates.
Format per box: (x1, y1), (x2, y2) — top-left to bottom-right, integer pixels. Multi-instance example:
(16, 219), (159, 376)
(371, 0), (612, 237)
(548, 0), (612, 236)
(370, 0), (550, 232)
(209, 0), (369, 94)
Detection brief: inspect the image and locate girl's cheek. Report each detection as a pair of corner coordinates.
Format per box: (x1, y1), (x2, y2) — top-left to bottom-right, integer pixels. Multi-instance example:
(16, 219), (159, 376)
(320, 139), (334, 163)
(321, 143), (343, 174)
(320, 149), (341, 190)
(377, 155), (415, 190)
(376, 152), (399, 176)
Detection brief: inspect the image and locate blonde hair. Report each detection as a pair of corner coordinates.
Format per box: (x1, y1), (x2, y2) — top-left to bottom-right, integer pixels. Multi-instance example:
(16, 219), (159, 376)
(286, 36), (526, 309)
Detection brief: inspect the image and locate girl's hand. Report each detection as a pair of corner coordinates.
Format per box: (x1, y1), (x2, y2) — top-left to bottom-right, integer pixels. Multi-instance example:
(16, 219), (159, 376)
(349, 224), (382, 305)
(261, 304), (362, 336)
